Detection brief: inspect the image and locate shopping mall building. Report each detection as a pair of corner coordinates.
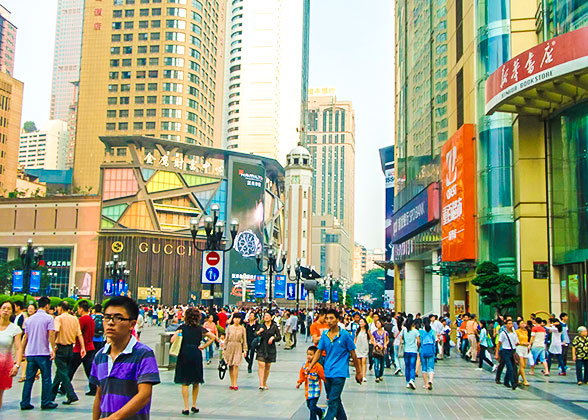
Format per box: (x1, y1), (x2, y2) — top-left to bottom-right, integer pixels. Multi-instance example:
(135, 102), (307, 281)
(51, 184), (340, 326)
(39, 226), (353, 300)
(392, 0), (588, 330)
(0, 136), (285, 305)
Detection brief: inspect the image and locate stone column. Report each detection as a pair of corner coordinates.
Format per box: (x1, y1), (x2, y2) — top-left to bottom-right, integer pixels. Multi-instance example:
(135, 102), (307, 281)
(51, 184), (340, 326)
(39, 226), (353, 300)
(404, 261), (424, 314)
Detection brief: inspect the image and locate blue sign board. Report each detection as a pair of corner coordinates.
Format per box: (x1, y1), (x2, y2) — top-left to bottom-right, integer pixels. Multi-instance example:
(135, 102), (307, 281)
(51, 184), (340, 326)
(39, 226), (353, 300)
(205, 267), (220, 283)
(391, 182), (439, 244)
(300, 284), (307, 300)
(117, 279), (125, 296)
(333, 290), (339, 302)
(12, 270), (23, 293)
(274, 275), (286, 298)
(286, 283), (296, 300)
(255, 275), (266, 298)
(104, 278), (113, 296)
(29, 270), (41, 293)
(323, 289), (329, 302)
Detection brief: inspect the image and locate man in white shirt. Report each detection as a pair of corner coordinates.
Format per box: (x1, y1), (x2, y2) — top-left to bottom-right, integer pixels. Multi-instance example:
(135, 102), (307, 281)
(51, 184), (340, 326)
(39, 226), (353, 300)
(431, 315), (444, 359)
(283, 311), (294, 349)
(495, 318), (519, 390)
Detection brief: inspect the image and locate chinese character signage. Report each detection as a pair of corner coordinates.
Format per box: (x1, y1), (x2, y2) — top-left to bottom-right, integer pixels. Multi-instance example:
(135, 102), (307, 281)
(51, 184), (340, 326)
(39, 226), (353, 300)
(441, 124), (476, 261)
(29, 270), (41, 293)
(254, 275), (266, 298)
(286, 283), (296, 300)
(12, 270), (23, 293)
(391, 183), (440, 244)
(274, 275), (286, 298)
(486, 26), (588, 114)
(104, 278), (113, 296)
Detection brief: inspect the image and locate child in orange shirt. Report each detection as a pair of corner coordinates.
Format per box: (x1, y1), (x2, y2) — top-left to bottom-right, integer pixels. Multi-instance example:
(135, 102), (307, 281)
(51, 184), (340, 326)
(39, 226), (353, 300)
(297, 346), (326, 420)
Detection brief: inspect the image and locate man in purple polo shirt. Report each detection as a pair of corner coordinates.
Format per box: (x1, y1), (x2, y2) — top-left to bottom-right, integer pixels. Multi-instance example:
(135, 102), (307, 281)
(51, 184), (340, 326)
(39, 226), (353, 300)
(90, 296), (160, 420)
(21, 296), (58, 410)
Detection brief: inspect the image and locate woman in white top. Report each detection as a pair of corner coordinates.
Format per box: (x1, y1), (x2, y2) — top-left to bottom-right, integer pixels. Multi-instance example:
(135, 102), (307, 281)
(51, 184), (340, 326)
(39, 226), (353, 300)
(546, 319), (567, 375)
(392, 316), (404, 376)
(0, 300), (23, 410)
(354, 318), (371, 382)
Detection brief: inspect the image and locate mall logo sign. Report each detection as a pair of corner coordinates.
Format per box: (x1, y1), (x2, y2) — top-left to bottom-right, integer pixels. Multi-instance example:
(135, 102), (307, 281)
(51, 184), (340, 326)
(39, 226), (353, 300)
(238, 168), (263, 188)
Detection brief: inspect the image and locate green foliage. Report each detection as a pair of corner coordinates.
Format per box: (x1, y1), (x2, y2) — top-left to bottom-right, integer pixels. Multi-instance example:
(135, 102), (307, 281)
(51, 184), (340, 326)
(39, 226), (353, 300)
(62, 297), (77, 308)
(49, 297), (62, 308)
(23, 121), (37, 133)
(346, 268), (386, 308)
(472, 261), (520, 316)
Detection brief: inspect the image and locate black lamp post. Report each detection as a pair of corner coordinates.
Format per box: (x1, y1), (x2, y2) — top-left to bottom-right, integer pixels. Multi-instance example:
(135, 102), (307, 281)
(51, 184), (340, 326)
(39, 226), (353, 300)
(16, 238), (44, 304)
(190, 203), (239, 311)
(286, 258), (302, 312)
(105, 254), (130, 296)
(256, 244), (287, 312)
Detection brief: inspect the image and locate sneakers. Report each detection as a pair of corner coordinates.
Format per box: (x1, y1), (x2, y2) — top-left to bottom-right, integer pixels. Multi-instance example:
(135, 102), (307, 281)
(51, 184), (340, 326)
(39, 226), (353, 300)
(428, 381), (433, 390)
(558, 372), (567, 376)
(394, 368), (402, 376)
(362, 377), (367, 382)
(476, 367), (483, 371)
(408, 380), (416, 390)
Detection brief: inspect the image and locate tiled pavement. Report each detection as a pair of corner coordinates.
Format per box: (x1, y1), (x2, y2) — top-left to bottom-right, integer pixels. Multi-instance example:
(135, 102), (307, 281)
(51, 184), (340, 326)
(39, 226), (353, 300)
(3, 326), (587, 419)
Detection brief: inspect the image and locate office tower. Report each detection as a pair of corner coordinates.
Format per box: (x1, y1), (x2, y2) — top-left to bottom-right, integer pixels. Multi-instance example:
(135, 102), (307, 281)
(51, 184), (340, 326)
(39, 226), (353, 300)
(0, 5), (16, 75)
(221, 0), (310, 163)
(74, 0), (226, 190)
(19, 120), (69, 170)
(352, 243), (366, 284)
(50, 0), (85, 121)
(306, 89), (355, 241)
(284, 145), (313, 267)
(0, 72), (23, 193)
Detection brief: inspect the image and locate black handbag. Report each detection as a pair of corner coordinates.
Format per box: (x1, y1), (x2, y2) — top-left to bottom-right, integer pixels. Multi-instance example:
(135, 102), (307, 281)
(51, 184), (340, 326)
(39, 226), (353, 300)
(251, 336), (261, 351)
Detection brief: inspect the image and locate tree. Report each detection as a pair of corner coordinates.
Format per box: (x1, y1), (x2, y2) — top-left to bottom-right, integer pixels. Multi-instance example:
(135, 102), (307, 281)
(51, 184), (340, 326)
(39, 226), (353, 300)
(22, 121), (37, 133)
(347, 268), (386, 308)
(471, 261), (520, 316)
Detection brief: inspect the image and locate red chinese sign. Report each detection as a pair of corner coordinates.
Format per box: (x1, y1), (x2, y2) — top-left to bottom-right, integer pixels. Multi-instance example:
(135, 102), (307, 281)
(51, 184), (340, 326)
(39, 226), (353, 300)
(485, 26), (588, 114)
(441, 124), (476, 262)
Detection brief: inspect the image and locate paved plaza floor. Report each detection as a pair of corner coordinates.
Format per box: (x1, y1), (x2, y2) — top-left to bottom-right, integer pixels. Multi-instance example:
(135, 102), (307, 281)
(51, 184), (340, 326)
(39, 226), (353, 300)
(3, 326), (587, 419)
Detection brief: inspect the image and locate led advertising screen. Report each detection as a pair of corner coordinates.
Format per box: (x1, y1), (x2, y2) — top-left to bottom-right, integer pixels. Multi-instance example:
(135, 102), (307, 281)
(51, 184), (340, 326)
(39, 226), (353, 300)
(441, 124), (476, 261)
(229, 161), (266, 302)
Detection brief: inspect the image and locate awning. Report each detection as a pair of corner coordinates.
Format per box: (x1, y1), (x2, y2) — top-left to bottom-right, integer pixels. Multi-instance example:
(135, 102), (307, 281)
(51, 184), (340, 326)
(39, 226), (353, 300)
(485, 26), (588, 117)
(375, 260), (395, 270)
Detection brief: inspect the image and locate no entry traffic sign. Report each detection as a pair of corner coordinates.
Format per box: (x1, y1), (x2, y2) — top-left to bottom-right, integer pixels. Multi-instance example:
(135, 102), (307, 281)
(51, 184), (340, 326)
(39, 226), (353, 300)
(202, 250), (224, 284)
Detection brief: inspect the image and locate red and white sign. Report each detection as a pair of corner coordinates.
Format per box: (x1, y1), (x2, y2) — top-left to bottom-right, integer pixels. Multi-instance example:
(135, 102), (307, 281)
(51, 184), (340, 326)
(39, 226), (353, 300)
(441, 124), (476, 262)
(485, 26), (588, 114)
(201, 250), (224, 285)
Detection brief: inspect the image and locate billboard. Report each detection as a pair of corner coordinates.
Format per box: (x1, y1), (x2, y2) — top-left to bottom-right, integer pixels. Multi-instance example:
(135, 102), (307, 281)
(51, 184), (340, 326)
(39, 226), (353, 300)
(12, 270), (23, 293)
(274, 275), (286, 298)
(229, 161), (266, 302)
(286, 283), (296, 300)
(441, 124), (476, 261)
(29, 270), (41, 293)
(255, 275), (266, 298)
(391, 183), (440, 244)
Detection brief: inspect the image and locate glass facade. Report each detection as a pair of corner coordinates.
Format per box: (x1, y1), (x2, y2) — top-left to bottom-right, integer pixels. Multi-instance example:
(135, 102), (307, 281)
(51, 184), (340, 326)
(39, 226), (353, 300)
(475, 0), (516, 276)
(44, 247), (73, 298)
(544, 0), (588, 39)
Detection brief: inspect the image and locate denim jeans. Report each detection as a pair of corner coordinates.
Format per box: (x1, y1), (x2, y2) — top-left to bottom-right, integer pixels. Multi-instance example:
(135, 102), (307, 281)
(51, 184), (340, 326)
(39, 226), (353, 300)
(498, 349), (516, 387)
(21, 355), (52, 408)
(51, 345), (77, 401)
(420, 355), (435, 373)
(373, 356), (384, 379)
(206, 344), (214, 362)
(404, 352), (417, 383)
(245, 346), (256, 372)
(575, 359), (588, 383)
(393, 344), (403, 371)
(323, 377), (347, 420)
(69, 349), (96, 393)
(478, 345), (494, 368)
(385, 343), (393, 368)
(306, 397), (324, 420)
(548, 352), (566, 373)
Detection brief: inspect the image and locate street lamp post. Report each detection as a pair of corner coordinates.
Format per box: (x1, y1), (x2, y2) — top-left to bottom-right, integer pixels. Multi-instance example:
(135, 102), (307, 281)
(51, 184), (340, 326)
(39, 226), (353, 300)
(105, 254), (130, 296)
(256, 245), (287, 312)
(16, 238), (44, 304)
(190, 203), (239, 311)
(286, 258), (302, 312)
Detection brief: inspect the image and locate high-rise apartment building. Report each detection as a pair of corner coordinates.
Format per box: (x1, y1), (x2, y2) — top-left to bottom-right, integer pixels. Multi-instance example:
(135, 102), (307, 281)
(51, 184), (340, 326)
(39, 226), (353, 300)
(352, 242), (366, 284)
(0, 72), (23, 194)
(0, 5), (16, 76)
(306, 89), (355, 242)
(221, 0), (310, 163)
(74, 0), (226, 190)
(19, 120), (69, 170)
(50, 0), (85, 121)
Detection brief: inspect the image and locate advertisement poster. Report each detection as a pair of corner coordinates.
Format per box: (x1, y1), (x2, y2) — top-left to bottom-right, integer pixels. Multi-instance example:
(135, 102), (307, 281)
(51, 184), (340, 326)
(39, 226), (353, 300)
(286, 283), (296, 300)
(104, 278), (113, 296)
(255, 275), (266, 298)
(12, 270), (23, 293)
(333, 290), (339, 302)
(29, 270), (41, 293)
(229, 161), (266, 303)
(274, 275), (286, 298)
(391, 183), (440, 244)
(441, 124), (476, 261)
(323, 290), (329, 302)
(454, 300), (466, 315)
(300, 284), (307, 300)
(568, 274), (579, 304)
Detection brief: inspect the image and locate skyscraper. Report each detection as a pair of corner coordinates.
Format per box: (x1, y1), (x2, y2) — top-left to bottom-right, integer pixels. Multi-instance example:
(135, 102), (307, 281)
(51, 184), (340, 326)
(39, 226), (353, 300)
(0, 72), (23, 194)
(50, 0), (85, 121)
(74, 0), (226, 190)
(221, 0), (310, 163)
(19, 120), (69, 170)
(0, 5), (16, 76)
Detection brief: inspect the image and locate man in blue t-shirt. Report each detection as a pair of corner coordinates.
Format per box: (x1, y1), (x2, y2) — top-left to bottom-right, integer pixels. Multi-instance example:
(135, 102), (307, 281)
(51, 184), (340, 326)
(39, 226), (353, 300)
(307, 308), (362, 420)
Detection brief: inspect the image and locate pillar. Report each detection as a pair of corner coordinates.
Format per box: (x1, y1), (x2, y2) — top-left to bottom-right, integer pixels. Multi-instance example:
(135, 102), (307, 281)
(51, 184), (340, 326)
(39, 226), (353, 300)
(431, 251), (442, 315)
(404, 261), (424, 314)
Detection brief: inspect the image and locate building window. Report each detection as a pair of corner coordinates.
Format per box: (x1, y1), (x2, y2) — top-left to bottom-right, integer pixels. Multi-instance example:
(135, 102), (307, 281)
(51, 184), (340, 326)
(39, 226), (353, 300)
(111, 34), (121, 42)
(150, 32), (160, 40)
(120, 97), (130, 104)
(456, 0), (463, 61)
(121, 83), (131, 91)
(148, 70), (158, 78)
(148, 83), (158, 91)
(122, 58), (132, 66)
(147, 96), (157, 104)
(138, 46), (147, 53)
(108, 97), (117, 105)
(133, 122), (144, 130)
(119, 109), (129, 117)
(124, 21), (134, 30)
(138, 33), (148, 41)
(146, 122), (156, 130)
(139, 20), (149, 28)
(106, 123), (116, 131)
(134, 109), (144, 117)
(149, 57), (159, 65)
(111, 47), (120, 54)
(107, 110), (117, 118)
(456, 68), (464, 128)
(135, 96), (145, 104)
(118, 122), (128, 130)
(137, 58), (147, 66)
(146, 108), (157, 116)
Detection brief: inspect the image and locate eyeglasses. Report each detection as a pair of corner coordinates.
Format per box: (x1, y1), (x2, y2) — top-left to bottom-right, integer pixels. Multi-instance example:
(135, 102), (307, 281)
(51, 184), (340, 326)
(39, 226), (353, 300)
(103, 315), (133, 323)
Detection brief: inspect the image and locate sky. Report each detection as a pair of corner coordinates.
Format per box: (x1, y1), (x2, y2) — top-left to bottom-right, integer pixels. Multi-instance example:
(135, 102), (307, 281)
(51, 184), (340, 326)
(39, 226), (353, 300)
(6, 0), (394, 250)
(309, 0), (394, 250)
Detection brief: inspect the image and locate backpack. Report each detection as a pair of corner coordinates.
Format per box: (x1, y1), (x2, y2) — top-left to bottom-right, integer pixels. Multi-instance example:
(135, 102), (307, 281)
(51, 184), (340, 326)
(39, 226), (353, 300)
(420, 329), (436, 357)
(94, 314), (104, 338)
